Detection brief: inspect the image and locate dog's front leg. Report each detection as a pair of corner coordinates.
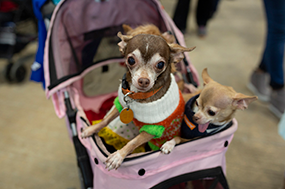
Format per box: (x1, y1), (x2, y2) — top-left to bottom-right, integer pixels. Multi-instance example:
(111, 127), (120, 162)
(161, 137), (191, 154)
(160, 137), (182, 154)
(81, 106), (119, 138)
(105, 131), (154, 170)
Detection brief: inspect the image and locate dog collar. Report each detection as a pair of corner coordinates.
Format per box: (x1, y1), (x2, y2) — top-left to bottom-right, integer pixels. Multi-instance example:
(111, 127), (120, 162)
(121, 74), (162, 100)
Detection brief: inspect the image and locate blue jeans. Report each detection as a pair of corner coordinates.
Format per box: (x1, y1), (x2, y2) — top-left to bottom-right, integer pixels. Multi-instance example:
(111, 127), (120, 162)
(259, 0), (285, 89)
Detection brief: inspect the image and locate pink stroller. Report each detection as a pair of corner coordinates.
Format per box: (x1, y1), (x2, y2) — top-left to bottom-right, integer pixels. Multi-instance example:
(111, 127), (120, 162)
(44, 0), (238, 188)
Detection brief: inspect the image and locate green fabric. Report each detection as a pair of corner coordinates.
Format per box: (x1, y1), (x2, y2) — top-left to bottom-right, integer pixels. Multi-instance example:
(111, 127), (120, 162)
(148, 141), (160, 151)
(114, 97), (123, 112)
(139, 125), (165, 139)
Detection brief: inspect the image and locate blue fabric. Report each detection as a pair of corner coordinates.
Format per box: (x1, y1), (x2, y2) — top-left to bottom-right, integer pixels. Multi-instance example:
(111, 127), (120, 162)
(30, 0), (48, 89)
(52, 0), (61, 5)
(259, 0), (285, 89)
(181, 95), (205, 139)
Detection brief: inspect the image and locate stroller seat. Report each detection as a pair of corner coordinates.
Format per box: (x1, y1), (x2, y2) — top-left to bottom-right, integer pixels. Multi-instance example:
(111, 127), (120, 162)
(77, 110), (237, 189)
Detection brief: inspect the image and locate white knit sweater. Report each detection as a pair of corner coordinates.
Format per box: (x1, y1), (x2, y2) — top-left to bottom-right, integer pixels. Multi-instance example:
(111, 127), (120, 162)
(118, 74), (180, 124)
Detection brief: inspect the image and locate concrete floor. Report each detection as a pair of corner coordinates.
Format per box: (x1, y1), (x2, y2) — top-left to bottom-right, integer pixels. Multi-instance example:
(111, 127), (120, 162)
(1, 0), (285, 188)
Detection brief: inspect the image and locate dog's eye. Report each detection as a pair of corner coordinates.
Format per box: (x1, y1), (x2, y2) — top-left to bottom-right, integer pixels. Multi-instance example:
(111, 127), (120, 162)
(208, 110), (216, 116)
(156, 61), (165, 70)
(195, 100), (199, 106)
(127, 57), (136, 66)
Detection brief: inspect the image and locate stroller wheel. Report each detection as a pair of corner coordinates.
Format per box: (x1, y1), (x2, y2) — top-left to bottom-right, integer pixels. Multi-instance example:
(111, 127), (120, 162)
(5, 62), (27, 83)
(13, 64), (27, 83)
(4, 62), (14, 82)
(78, 167), (93, 189)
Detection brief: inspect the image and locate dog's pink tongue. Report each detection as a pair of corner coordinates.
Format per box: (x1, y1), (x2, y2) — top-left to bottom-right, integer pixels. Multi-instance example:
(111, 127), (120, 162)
(198, 122), (210, 133)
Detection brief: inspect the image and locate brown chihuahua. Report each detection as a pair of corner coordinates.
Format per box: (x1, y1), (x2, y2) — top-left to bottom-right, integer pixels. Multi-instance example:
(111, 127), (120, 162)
(161, 68), (258, 154)
(122, 24), (176, 44)
(122, 24), (192, 92)
(81, 31), (195, 170)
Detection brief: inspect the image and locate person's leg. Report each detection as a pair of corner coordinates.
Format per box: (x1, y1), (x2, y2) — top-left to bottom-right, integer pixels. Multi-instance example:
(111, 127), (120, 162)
(212, 0), (220, 14)
(196, 0), (214, 26)
(196, 0), (220, 36)
(260, 0), (285, 90)
(173, 0), (191, 32)
(262, 0), (285, 118)
(248, 0), (285, 111)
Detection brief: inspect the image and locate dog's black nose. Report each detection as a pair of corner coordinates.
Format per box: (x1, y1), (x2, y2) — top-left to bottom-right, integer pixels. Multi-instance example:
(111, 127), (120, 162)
(138, 78), (150, 88)
(193, 115), (199, 122)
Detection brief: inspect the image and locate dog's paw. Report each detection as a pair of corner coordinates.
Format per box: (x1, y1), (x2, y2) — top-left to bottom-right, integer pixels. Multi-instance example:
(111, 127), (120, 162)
(160, 139), (176, 154)
(105, 151), (124, 171)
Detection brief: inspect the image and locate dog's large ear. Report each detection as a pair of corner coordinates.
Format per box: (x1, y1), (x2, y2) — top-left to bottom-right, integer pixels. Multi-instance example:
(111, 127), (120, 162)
(169, 43), (195, 64)
(122, 24), (133, 34)
(162, 31), (175, 44)
(117, 32), (133, 55)
(232, 93), (258, 110)
(202, 68), (214, 85)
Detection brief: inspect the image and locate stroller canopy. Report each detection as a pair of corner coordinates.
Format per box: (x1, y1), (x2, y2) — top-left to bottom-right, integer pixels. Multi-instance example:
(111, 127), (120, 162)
(44, 0), (199, 97)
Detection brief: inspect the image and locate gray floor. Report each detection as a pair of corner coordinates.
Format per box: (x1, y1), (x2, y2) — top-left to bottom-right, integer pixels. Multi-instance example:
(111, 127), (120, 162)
(1, 0), (285, 188)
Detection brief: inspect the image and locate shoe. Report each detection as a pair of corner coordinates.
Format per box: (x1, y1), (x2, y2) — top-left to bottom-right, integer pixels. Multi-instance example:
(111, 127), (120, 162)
(247, 70), (271, 102)
(198, 26), (207, 38)
(269, 89), (285, 119)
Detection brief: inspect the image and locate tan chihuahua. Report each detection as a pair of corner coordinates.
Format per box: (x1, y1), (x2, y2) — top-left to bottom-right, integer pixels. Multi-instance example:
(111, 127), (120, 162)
(81, 32), (195, 170)
(161, 68), (258, 154)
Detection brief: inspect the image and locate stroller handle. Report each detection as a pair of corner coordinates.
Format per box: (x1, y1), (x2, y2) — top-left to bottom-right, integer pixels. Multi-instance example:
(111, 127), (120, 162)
(64, 91), (77, 136)
(64, 91), (93, 188)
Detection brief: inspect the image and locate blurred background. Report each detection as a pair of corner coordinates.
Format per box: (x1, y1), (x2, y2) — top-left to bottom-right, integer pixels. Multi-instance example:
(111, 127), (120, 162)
(0, 0), (285, 188)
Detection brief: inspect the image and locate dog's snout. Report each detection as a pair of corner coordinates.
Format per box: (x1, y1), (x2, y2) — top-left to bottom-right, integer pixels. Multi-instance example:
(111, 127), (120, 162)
(138, 78), (150, 88)
(193, 115), (200, 122)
